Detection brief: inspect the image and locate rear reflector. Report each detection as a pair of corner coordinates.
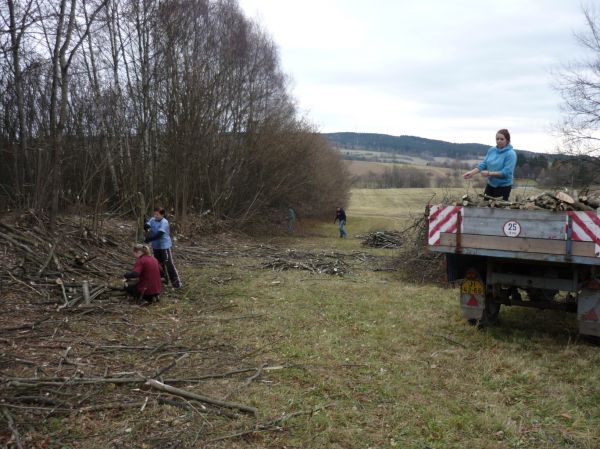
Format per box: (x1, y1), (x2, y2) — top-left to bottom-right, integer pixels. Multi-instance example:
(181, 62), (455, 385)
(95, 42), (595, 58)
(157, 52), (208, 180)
(584, 308), (599, 322)
(466, 295), (478, 307)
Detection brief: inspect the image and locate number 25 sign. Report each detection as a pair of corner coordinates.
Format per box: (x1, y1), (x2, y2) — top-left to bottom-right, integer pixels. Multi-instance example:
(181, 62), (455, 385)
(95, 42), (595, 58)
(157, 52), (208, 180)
(503, 220), (521, 237)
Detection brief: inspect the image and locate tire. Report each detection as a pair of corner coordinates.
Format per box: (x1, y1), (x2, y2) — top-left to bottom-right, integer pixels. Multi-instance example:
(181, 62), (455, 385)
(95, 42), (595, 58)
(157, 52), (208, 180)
(581, 335), (600, 346)
(479, 297), (500, 327)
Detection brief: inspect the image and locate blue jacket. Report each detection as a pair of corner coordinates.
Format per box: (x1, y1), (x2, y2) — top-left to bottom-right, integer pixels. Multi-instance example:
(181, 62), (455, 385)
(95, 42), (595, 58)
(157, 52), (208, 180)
(145, 217), (172, 250)
(478, 144), (517, 187)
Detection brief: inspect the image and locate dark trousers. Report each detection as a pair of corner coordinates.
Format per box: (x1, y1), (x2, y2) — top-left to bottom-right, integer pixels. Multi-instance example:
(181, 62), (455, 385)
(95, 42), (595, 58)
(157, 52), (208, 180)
(484, 184), (512, 201)
(124, 283), (159, 302)
(154, 248), (181, 288)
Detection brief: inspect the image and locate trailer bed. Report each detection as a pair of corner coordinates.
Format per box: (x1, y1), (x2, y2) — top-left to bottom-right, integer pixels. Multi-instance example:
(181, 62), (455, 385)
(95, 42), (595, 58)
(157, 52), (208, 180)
(428, 205), (600, 265)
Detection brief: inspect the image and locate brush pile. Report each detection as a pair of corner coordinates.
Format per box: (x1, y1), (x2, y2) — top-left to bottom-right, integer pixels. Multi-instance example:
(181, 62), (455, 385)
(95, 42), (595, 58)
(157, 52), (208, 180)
(263, 250), (349, 276)
(459, 191), (600, 212)
(0, 210), (132, 309)
(391, 210), (446, 283)
(361, 231), (404, 248)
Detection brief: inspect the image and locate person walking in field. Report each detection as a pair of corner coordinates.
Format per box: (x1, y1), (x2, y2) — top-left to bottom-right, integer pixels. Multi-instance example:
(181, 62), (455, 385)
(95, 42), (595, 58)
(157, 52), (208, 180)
(463, 129), (517, 201)
(287, 206), (297, 235)
(334, 207), (347, 238)
(145, 207), (182, 288)
(123, 244), (162, 303)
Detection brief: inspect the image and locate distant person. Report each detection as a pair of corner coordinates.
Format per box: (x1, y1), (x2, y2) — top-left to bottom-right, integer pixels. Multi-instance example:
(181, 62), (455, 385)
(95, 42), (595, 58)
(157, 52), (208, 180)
(334, 207), (347, 238)
(123, 244), (162, 303)
(463, 129), (517, 201)
(287, 206), (296, 235)
(145, 207), (182, 288)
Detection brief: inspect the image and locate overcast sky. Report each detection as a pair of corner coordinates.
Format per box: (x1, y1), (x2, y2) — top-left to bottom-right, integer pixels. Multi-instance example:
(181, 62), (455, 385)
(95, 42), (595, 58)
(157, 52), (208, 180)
(238, 0), (591, 153)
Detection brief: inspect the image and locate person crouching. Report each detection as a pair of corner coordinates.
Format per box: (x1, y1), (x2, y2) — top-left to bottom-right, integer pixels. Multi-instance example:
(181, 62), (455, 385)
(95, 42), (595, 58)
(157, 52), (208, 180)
(124, 244), (162, 303)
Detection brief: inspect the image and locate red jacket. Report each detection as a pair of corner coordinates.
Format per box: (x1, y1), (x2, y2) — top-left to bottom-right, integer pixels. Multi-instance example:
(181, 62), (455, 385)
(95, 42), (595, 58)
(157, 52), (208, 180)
(131, 255), (162, 296)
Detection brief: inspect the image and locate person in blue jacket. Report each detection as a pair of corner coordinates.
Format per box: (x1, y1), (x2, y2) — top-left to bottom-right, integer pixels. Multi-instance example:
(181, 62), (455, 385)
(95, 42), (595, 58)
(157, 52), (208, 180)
(463, 129), (517, 201)
(144, 207), (182, 288)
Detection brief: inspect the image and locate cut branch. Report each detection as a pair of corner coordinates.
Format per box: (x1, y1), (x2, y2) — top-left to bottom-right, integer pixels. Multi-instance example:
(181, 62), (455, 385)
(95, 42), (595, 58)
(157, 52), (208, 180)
(145, 379), (257, 415)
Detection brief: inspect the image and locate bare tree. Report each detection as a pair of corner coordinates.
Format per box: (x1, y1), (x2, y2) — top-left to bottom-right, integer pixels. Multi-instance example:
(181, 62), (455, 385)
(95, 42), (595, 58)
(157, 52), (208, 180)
(557, 6), (600, 165)
(0, 0), (350, 223)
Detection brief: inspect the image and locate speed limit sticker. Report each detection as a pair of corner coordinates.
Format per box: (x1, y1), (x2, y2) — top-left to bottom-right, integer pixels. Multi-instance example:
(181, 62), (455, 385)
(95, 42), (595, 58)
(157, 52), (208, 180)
(503, 220), (521, 237)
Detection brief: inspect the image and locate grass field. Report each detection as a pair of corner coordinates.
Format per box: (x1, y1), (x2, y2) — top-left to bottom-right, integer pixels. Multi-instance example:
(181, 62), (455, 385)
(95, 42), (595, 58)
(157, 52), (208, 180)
(344, 160), (450, 179)
(337, 187), (541, 234)
(339, 149), (481, 168)
(184, 188), (599, 448)
(11, 188), (599, 448)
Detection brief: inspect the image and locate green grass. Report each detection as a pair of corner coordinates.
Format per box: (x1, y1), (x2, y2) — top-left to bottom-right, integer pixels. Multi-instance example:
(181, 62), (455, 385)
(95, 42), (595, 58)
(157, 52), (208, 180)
(181, 262), (600, 448)
(337, 186), (543, 236)
(175, 187), (600, 448)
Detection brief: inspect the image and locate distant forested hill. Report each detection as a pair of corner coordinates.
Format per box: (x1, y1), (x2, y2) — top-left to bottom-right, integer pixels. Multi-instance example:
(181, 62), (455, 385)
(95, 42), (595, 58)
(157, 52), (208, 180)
(324, 132), (539, 159)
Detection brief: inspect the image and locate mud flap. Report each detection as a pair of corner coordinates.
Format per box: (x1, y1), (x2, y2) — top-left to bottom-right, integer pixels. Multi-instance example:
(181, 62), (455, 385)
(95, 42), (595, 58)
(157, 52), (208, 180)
(578, 288), (600, 337)
(460, 271), (486, 321)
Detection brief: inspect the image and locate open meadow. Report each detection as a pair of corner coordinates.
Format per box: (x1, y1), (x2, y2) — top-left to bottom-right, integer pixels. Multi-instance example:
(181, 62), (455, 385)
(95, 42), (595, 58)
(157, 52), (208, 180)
(2, 188), (599, 449)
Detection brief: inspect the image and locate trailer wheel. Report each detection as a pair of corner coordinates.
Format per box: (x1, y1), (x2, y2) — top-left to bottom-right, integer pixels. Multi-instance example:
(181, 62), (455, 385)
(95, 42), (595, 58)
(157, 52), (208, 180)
(479, 297), (500, 327)
(582, 335), (600, 345)
(466, 298), (500, 327)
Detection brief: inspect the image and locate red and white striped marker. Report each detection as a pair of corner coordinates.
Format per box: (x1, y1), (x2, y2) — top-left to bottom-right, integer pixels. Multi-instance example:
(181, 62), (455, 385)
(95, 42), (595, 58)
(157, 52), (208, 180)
(428, 205), (463, 246)
(567, 211), (600, 257)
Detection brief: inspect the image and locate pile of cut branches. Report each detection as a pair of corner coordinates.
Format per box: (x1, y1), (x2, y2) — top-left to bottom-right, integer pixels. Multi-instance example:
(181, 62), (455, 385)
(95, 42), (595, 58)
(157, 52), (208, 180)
(263, 250), (349, 276)
(459, 191), (600, 212)
(392, 209), (445, 283)
(177, 240), (386, 275)
(0, 211), (132, 310)
(360, 231), (404, 249)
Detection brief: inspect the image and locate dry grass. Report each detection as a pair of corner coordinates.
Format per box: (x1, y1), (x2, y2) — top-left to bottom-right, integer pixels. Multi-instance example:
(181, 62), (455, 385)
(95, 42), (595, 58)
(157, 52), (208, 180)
(2, 187), (600, 448)
(344, 160), (450, 178)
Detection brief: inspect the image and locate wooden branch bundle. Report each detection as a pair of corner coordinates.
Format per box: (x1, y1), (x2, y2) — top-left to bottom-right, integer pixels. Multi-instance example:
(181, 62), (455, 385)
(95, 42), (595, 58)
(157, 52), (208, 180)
(361, 231), (404, 248)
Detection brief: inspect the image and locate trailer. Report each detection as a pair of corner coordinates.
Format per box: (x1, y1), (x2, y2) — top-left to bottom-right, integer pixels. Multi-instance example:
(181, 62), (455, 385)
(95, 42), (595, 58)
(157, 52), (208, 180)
(428, 205), (600, 337)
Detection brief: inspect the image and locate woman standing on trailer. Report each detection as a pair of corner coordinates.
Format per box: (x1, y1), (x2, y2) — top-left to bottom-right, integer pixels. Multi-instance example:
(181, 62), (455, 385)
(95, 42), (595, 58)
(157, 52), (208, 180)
(463, 129), (517, 201)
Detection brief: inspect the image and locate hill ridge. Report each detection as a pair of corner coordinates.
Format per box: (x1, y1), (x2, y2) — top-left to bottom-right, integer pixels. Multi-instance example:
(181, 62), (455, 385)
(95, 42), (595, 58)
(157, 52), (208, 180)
(324, 131), (540, 159)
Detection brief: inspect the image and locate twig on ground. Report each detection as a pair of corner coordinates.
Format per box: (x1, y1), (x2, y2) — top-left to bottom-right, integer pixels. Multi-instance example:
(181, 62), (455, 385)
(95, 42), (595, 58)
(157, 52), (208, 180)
(56, 279), (69, 310)
(154, 353), (189, 378)
(2, 407), (24, 449)
(6, 271), (45, 297)
(37, 239), (59, 276)
(431, 333), (467, 349)
(244, 363), (267, 386)
(205, 403), (335, 444)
